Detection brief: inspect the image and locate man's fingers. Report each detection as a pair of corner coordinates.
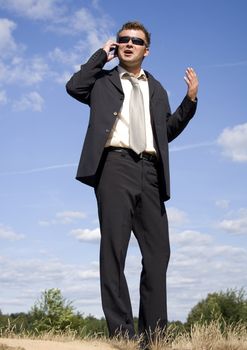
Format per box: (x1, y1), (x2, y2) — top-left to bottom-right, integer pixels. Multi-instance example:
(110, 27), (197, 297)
(185, 67), (196, 80)
(103, 40), (119, 62)
(184, 67), (199, 101)
(103, 40), (118, 53)
(184, 67), (198, 86)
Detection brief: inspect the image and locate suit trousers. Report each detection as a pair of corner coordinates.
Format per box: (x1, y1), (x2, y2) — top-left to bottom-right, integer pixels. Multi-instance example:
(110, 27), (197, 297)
(94, 148), (170, 338)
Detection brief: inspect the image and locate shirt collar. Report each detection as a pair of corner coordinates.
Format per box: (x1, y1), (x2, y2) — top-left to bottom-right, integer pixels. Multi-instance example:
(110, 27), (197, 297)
(118, 65), (147, 81)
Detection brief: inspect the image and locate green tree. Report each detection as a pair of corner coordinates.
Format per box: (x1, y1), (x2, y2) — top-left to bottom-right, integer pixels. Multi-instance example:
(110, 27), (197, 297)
(0, 290), (109, 337)
(186, 288), (247, 329)
(30, 288), (74, 332)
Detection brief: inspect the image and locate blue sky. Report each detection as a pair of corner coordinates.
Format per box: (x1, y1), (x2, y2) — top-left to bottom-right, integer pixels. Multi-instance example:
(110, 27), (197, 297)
(0, 0), (247, 322)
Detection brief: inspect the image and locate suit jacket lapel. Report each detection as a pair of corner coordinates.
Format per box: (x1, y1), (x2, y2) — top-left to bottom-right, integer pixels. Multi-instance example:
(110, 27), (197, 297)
(145, 71), (157, 126)
(108, 67), (124, 94)
(145, 70), (156, 100)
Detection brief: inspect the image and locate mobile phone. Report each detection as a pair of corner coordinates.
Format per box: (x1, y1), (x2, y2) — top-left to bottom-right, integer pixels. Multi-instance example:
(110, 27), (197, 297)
(110, 46), (118, 56)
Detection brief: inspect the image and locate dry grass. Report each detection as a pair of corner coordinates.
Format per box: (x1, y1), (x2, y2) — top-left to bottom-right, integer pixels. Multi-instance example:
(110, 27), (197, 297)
(0, 321), (78, 342)
(108, 321), (247, 350)
(152, 321), (247, 350)
(1, 320), (247, 350)
(174, 322), (247, 350)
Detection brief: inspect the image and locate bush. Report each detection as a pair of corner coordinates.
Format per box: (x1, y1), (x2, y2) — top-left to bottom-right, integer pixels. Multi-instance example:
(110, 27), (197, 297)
(0, 289), (108, 338)
(29, 288), (75, 333)
(186, 288), (247, 329)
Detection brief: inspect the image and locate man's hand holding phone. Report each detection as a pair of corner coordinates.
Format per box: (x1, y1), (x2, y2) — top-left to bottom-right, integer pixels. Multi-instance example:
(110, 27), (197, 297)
(103, 40), (119, 62)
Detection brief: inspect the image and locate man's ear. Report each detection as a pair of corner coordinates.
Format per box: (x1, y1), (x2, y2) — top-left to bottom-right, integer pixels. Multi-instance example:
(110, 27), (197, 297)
(144, 47), (150, 57)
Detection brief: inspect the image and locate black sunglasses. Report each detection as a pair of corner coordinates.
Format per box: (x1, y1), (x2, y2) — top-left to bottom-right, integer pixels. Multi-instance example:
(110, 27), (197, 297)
(117, 36), (147, 47)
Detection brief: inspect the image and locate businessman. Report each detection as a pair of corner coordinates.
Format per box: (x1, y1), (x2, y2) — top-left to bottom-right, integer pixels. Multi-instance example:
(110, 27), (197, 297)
(66, 21), (198, 345)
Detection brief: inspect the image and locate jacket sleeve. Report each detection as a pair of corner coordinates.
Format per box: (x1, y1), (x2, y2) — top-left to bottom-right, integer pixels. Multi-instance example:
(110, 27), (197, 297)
(166, 94), (197, 142)
(66, 49), (108, 105)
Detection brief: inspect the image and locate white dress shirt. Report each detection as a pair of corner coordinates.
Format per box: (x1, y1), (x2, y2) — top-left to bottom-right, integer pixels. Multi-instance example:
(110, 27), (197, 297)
(105, 65), (156, 154)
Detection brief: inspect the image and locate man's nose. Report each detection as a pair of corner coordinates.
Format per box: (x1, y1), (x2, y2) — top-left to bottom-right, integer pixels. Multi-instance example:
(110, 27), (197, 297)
(126, 39), (133, 46)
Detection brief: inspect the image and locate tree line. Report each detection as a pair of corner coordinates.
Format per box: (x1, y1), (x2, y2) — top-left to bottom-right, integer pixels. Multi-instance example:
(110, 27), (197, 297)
(0, 288), (246, 337)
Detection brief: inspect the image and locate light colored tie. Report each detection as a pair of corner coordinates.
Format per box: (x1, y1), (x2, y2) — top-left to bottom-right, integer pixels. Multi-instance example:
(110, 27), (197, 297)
(126, 74), (146, 155)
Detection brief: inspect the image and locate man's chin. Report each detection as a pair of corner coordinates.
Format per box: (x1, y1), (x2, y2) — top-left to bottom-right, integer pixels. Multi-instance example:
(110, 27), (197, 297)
(119, 57), (136, 66)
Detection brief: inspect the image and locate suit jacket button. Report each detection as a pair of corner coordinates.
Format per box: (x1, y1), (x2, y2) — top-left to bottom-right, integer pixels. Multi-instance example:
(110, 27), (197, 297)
(106, 129), (110, 133)
(113, 112), (118, 116)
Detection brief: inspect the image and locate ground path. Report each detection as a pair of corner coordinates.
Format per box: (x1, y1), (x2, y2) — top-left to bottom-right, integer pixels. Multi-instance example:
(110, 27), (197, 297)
(0, 337), (117, 350)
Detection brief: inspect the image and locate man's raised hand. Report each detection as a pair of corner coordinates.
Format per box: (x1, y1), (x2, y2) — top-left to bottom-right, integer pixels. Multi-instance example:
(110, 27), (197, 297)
(184, 67), (199, 102)
(103, 39), (119, 62)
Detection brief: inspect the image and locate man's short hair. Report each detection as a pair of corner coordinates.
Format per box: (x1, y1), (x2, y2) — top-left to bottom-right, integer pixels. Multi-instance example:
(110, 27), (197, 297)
(117, 21), (151, 47)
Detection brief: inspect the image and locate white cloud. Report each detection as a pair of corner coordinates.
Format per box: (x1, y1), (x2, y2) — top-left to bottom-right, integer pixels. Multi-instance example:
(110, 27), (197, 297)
(215, 199), (230, 209)
(0, 256), (99, 288)
(167, 207), (188, 226)
(56, 211), (87, 222)
(129, 229), (247, 321)
(0, 18), (48, 88)
(0, 89), (7, 105)
(0, 255), (101, 315)
(218, 208), (247, 235)
(0, 163), (77, 176)
(217, 122), (247, 162)
(58, 6), (112, 37)
(171, 230), (213, 246)
(0, 224), (25, 240)
(0, 0), (65, 21)
(206, 60), (247, 68)
(53, 70), (72, 84)
(13, 91), (44, 112)
(49, 47), (82, 67)
(170, 141), (216, 152)
(167, 230), (247, 321)
(0, 3), (114, 91)
(1, 223), (247, 321)
(0, 56), (49, 88)
(78, 269), (99, 279)
(48, 42), (89, 77)
(0, 18), (18, 58)
(11, 56), (49, 85)
(39, 210), (86, 226)
(70, 227), (100, 242)
(48, 16), (113, 73)
(0, 27), (49, 108)
(48, 38), (94, 70)
(47, 5), (114, 72)
(0, 1), (112, 46)
(72, 8), (98, 32)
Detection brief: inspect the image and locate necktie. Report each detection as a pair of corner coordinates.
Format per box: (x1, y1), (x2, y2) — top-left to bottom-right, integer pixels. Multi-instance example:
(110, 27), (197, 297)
(126, 74), (146, 155)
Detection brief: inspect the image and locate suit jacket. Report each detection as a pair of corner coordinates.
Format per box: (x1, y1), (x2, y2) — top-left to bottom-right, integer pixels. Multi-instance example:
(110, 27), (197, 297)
(66, 49), (197, 201)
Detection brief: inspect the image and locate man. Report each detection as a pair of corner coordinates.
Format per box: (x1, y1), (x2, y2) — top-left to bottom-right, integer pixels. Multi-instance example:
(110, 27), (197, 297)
(66, 21), (198, 343)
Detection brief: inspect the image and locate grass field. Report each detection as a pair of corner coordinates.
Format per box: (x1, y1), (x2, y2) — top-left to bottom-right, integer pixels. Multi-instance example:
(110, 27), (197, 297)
(1, 320), (247, 350)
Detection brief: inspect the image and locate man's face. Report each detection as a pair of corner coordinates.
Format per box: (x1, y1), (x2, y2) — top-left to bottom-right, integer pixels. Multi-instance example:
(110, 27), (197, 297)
(117, 29), (149, 69)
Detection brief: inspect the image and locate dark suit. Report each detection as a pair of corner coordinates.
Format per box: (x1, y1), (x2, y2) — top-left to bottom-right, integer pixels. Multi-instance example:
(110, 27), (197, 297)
(66, 48), (197, 337)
